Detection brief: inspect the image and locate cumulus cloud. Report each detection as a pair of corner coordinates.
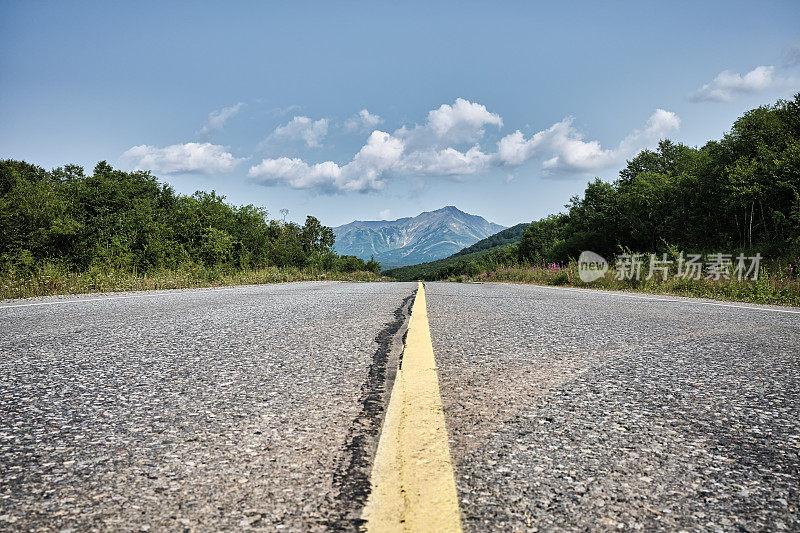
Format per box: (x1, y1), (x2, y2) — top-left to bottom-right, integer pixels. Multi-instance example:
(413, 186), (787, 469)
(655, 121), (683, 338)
(689, 66), (778, 102)
(497, 109), (680, 174)
(617, 108), (681, 153)
(344, 109), (383, 132)
(249, 98), (680, 193)
(249, 130), (403, 192)
(645, 108), (682, 134)
(121, 142), (244, 175)
(249, 98), (500, 192)
(197, 102), (245, 138)
(268, 116), (329, 148)
(379, 209), (391, 220)
(402, 146), (492, 177)
(427, 98), (503, 140)
(247, 157), (342, 190)
(397, 98), (503, 149)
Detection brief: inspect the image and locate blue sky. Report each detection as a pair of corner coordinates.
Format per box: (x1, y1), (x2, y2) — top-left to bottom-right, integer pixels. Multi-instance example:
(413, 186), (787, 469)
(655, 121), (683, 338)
(2, 1), (799, 227)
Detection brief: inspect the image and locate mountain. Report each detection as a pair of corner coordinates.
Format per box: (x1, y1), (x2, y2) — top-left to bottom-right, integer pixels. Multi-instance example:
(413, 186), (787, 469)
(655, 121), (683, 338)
(332, 206), (506, 269)
(449, 222), (531, 258)
(384, 222), (531, 280)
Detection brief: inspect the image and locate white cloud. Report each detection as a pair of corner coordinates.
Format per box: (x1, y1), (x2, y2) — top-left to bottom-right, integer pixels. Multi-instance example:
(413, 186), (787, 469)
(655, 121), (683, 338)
(427, 98), (503, 140)
(249, 130), (403, 193)
(497, 109), (680, 174)
(344, 109), (383, 132)
(122, 142), (244, 175)
(268, 116), (329, 147)
(538, 120), (616, 172)
(645, 108), (682, 135)
(616, 108), (680, 155)
(379, 209), (391, 220)
(247, 157), (342, 191)
(396, 98), (503, 149)
(497, 125), (559, 167)
(249, 98), (681, 193)
(249, 98), (501, 192)
(689, 66), (778, 102)
(197, 102), (245, 138)
(401, 146), (492, 176)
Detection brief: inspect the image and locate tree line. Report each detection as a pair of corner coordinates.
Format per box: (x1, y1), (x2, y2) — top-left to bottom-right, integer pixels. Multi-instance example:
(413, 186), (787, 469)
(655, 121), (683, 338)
(0, 160), (380, 276)
(416, 94), (800, 280)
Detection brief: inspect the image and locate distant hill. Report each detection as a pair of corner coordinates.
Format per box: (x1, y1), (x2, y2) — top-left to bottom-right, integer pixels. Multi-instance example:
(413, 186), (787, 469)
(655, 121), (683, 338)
(384, 222), (530, 280)
(332, 206), (506, 269)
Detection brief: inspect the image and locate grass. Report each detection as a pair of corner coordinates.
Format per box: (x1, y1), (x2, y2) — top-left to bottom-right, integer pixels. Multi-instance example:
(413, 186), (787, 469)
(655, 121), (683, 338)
(7, 259), (797, 307)
(446, 261), (800, 307)
(0, 264), (386, 301)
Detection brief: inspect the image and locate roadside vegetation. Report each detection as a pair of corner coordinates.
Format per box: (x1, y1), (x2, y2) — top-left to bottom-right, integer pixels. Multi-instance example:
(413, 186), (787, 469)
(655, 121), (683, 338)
(447, 259), (800, 307)
(0, 160), (382, 299)
(1, 266), (384, 300)
(391, 94), (800, 306)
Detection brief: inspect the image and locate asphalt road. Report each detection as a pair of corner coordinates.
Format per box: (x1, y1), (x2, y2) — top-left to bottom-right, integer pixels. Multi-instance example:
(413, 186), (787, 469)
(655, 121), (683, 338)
(425, 282), (800, 532)
(1, 281), (799, 532)
(0, 282), (416, 531)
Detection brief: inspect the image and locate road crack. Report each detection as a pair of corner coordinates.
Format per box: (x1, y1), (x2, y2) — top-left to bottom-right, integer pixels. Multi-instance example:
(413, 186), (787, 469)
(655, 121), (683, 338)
(327, 287), (417, 531)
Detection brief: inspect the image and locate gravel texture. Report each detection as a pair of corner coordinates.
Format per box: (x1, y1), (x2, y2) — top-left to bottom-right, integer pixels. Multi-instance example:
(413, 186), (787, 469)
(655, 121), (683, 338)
(425, 282), (800, 532)
(3, 280), (798, 532)
(0, 281), (415, 532)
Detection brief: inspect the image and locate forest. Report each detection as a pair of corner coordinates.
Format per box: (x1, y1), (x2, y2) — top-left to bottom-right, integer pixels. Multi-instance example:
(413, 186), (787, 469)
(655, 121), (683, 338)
(0, 160), (380, 297)
(399, 94), (800, 282)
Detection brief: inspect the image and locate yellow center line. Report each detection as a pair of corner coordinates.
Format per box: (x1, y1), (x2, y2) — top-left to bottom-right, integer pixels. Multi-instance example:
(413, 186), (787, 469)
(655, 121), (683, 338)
(362, 282), (463, 532)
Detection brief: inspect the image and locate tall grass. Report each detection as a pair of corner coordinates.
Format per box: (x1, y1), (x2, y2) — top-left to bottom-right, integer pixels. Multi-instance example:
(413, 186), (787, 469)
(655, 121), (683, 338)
(448, 259), (800, 307)
(0, 263), (385, 300)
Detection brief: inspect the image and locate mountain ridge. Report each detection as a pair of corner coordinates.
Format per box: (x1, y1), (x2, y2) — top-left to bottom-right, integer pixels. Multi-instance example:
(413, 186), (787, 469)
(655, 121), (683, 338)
(384, 222), (531, 280)
(332, 206), (506, 268)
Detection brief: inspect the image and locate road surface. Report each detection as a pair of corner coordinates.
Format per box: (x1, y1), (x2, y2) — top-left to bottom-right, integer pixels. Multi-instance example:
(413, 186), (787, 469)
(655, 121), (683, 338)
(425, 282), (799, 532)
(1, 281), (798, 531)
